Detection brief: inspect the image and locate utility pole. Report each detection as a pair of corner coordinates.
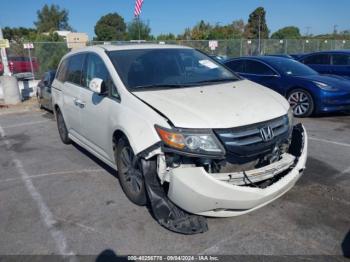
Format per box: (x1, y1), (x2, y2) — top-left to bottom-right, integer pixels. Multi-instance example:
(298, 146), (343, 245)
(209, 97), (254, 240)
(138, 17), (141, 41)
(333, 24), (338, 35)
(305, 26), (311, 37)
(0, 26), (11, 76)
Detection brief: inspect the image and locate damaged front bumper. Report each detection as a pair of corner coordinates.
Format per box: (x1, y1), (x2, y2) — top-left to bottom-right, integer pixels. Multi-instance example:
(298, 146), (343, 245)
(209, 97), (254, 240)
(166, 124), (307, 217)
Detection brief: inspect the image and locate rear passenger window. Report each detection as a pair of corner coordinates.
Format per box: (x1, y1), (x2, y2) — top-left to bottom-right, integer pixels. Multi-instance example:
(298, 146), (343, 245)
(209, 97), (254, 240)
(66, 54), (85, 85)
(332, 54), (350, 65)
(245, 60), (276, 75)
(303, 54), (331, 65)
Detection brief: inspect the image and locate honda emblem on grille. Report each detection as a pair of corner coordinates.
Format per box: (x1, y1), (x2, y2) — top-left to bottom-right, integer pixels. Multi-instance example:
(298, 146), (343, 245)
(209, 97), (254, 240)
(259, 126), (274, 142)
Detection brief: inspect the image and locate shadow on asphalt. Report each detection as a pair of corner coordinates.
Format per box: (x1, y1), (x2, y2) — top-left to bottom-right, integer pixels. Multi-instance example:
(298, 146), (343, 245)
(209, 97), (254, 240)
(312, 111), (350, 119)
(72, 143), (117, 179)
(299, 156), (341, 186)
(71, 141), (166, 234)
(342, 230), (350, 258)
(40, 109), (54, 118)
(95, 249), (128, 262)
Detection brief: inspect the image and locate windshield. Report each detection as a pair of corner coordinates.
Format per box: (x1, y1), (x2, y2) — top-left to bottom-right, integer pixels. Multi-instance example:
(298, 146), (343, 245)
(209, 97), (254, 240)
(108, 48), (238, 90)
(268, 58), (318, 76)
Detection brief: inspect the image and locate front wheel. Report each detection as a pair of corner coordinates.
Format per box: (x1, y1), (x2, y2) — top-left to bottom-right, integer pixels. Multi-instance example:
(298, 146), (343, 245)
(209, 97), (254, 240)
(287, 89), (314, 117)
(115, 137), (147, 206)
(56, 108), (71, 144)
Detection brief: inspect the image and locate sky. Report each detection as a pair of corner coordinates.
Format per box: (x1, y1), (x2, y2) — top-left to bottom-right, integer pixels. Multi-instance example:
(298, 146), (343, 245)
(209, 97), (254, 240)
(1, 0), (350, 39)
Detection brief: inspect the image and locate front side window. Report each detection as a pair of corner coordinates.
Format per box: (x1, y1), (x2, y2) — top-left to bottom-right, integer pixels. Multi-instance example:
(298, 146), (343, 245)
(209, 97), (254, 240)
(245, 60), (276, 75)
(332, 54), (350, 65)
(82, 53), (119, 98)
(108, 48), (238, 90)
(66, 54), (85, 85)
(225, 60), (245, 73)
(57, 59), (68, 82)
(303, 54), (331, 65)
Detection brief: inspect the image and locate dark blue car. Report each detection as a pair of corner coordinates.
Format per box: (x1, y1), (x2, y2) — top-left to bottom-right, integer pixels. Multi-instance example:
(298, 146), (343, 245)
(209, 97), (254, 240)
(298, 50), (350, 78)
(224, 56), (350, 117)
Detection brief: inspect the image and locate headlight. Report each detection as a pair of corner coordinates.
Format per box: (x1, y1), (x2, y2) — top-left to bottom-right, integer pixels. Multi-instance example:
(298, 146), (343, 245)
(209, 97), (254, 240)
(313, 81), (338, 91)
(155, 125), (225, 156)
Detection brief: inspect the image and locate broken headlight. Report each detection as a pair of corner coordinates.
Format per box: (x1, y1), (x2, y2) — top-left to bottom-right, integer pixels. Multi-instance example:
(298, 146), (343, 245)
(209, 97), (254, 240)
(155, 125), (225, 156)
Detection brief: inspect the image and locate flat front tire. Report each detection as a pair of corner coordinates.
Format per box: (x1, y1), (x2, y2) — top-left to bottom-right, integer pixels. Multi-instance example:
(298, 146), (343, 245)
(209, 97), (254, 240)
(115, 137), (147, 206)
(56, 108), (71, 144)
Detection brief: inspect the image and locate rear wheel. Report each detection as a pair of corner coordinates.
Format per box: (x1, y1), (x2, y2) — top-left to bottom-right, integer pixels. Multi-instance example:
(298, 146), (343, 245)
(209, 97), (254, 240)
(56, 108), (71, 144)
(115, 137), (147, 206)
(287, 89), (314, 117)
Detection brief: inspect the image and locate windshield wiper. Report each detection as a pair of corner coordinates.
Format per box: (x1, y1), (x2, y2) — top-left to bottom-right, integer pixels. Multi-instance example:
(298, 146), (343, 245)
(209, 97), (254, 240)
(187, 78), (238, 85)
(130, 78), (238, 91)
(130, 84), (186, 91)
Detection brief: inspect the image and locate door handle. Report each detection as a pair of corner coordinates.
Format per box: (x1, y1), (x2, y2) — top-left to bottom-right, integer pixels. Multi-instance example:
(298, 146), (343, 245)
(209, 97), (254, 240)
(73, 98), (80, 106)
(73, 98), (85, 108)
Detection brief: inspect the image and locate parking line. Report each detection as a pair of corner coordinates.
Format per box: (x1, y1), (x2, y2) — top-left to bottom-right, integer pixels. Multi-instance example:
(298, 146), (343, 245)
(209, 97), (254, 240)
(0, 124), (76, 260)
(309, 136), (350, 148)
(1, 119), (51, 129)
(0, 168), (105, 184)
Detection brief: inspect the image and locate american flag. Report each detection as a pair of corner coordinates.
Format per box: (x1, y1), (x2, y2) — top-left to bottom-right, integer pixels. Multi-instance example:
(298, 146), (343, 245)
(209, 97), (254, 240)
(134, 0), (144, 17)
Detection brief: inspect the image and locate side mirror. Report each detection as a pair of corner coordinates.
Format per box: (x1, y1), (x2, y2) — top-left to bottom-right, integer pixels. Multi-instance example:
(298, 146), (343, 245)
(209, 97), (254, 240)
(89, 78), (104, 94)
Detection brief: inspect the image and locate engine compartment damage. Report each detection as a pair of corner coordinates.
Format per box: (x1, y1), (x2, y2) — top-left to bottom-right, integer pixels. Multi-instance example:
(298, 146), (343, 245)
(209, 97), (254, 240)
(137, 123), (306, 234)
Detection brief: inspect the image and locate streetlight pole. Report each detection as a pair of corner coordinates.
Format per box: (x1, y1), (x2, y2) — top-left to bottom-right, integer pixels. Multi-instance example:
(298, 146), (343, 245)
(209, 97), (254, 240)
(0, 26), (11, 76)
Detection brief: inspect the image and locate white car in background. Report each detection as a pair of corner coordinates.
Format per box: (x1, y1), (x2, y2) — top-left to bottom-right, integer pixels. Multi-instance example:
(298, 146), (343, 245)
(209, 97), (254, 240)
(52, 44), (307, 234)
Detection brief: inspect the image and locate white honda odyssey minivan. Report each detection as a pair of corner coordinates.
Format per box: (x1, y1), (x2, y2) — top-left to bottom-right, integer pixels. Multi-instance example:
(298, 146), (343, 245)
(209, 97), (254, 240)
(52, 44), (307, 234)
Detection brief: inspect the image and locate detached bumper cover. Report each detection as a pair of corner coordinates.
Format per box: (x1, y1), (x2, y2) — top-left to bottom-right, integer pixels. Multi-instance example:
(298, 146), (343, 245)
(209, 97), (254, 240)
(167, 125), (308, 217)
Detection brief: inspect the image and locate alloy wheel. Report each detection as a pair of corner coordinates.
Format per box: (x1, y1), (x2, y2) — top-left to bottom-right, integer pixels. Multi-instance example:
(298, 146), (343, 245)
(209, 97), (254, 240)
(288, 90), (311, 117)
(119, 146), (143, 195)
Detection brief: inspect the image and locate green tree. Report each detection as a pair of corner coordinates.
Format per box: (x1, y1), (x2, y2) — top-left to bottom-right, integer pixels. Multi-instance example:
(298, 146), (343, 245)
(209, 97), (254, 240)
(271, 26), (301, 39)
(127, 19), (152, 40)
(33, 32), (68, 77)
(3, 27), (37, 41)
(157, 33), (176, 41)
(177, 20), (245, 40)
(177, 28), (191, 40)
(244, 7), (269, 39)
(94, 13), (126, 41)
(191, 20), (212, 40)
(313, 30), (350, 40)
(209, 20), (245, 39)
(35, 4), (72, 32)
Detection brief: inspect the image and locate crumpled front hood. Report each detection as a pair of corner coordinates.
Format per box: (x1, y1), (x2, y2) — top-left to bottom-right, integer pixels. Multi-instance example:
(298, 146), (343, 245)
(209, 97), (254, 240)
(133, 80), (290, 129)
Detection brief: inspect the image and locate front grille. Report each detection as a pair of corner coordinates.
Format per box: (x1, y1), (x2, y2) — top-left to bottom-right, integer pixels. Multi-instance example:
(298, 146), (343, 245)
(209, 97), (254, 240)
(214, 115), (290, 163)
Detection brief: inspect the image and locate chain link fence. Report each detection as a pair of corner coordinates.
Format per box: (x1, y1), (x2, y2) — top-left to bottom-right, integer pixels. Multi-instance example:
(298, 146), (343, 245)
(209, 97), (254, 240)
(3, 39), (350, 80)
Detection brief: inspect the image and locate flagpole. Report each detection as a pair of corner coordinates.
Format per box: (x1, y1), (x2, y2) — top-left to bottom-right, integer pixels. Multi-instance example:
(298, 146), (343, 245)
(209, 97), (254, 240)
(138, 16), (141, 41)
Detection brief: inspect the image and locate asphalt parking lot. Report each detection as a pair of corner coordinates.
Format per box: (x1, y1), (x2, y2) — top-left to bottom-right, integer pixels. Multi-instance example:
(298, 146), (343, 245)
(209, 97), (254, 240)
(0, 109), (349, 259)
